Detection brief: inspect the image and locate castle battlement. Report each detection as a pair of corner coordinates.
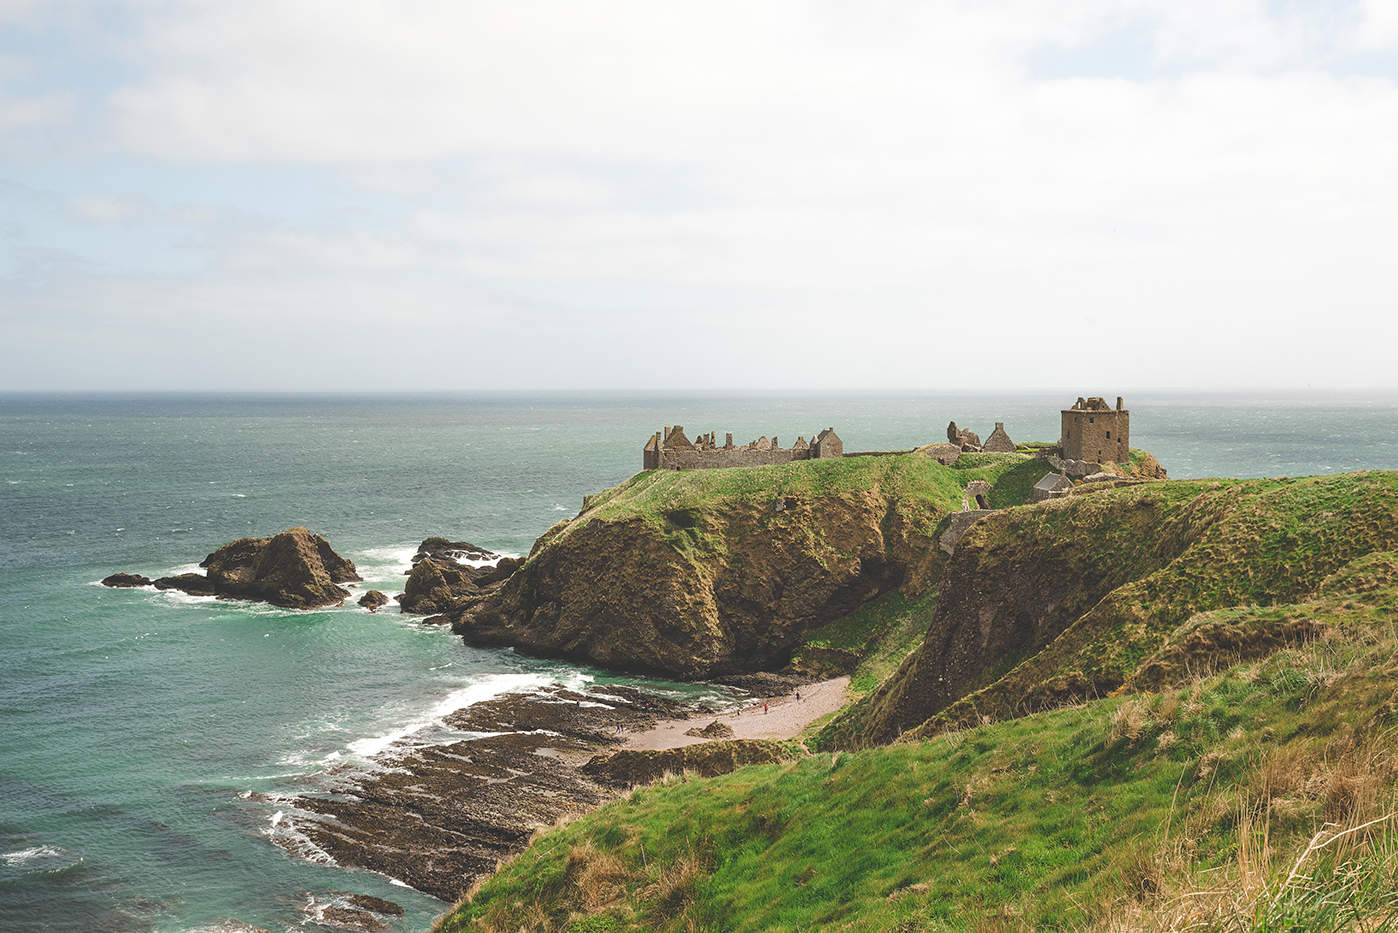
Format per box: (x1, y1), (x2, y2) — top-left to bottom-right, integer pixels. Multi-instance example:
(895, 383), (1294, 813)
(644, 425), (843, 471)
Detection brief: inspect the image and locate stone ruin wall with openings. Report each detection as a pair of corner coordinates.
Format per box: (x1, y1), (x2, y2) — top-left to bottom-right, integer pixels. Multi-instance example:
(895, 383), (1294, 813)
(644, 426), (843, 471)
(1060, 396), (1130, 464)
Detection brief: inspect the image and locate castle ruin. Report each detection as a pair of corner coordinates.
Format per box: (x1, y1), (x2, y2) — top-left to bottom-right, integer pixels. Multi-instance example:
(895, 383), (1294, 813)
(644, 425), (843, 471)
(1060, 396), (1129, 464)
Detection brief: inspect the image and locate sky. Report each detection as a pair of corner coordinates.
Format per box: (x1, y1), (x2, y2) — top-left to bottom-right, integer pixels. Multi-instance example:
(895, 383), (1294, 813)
(1, 0), (1396, 391)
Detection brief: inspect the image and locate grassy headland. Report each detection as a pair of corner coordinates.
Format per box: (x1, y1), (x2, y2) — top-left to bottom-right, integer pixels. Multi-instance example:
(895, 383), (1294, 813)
(429, 463), (1398, 932)
(452, 450), (1063, 677)
(436, 610), (1398, 932)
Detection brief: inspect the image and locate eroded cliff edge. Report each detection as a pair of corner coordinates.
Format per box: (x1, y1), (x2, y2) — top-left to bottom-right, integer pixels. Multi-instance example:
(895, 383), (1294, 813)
(446, 458), (948, 676)
(444, 453), (1071, 677)
(819, 471), (1398, 749)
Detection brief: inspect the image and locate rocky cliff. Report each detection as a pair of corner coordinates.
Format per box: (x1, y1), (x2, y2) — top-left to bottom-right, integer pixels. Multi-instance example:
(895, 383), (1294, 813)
(448, 453), (1059, 678)
(820, 471), (1398, 748)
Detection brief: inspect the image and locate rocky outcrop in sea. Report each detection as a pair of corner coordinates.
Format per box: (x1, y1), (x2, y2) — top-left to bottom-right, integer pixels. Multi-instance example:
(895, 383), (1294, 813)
(397, 537), (521, 615)
(102, 527), (362, 609)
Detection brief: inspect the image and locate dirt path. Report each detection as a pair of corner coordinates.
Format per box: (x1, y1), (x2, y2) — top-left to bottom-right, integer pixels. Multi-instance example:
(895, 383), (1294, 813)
(623, 676), (850, 751)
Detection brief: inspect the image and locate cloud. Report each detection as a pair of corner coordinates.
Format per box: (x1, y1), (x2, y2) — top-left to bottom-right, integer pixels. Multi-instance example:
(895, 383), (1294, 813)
(0, 53), (71, 131)
(2, 0), (1398, 388)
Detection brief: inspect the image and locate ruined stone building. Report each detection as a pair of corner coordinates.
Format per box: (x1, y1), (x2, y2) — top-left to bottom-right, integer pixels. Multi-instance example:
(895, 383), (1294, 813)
(644, 425), (843, 471)
(1061, 396), (1129, 463)
(982, 423), (1015, 453)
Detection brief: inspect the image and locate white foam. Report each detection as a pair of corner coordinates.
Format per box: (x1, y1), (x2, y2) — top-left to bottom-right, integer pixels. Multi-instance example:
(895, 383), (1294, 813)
(344, 671), (559, 760)
(3, 845), (67, 867)
(358, 544), (419, 566)
(232, 493), (246, 498)
(158, 590), (217, 606)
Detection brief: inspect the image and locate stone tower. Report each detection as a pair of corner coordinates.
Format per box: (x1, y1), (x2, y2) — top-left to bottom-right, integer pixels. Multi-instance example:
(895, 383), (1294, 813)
(1060, 396), (1129, 464)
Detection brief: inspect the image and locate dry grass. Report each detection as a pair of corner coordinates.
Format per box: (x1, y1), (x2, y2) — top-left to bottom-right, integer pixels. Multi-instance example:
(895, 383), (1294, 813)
(566, 841), (630, 913)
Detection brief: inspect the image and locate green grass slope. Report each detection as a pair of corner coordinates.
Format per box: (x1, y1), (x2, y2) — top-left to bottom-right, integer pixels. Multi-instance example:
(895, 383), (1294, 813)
(820, 471), (1398, 748)
(435, 599), (1398, 932)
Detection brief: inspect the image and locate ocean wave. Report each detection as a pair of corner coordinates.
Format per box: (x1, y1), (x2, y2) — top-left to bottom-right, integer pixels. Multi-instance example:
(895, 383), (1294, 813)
(340, 671), (565, 761)
(2, 844), (75, 868)
(263, 811), (337, 866)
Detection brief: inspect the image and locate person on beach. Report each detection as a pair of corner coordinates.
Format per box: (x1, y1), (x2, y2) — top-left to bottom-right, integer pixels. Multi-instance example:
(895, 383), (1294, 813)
(764, 704), (769, 715)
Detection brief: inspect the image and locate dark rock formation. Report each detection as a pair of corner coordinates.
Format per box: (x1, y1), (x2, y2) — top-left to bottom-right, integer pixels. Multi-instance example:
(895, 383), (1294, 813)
(346, 895), (402, 917)
(396, 539), (518, 615)
(108, 528), (360, 609)
(580, 740), (788, 787)
(473, 555), (522, 586)
(450, 489), (944, 678)
(200, 528), (361, 609)
(101, 573), (152, 588)
(412, 537), (498, 565)
(285, 686), (699, 902)
(153, 573), (219, 596)
(357, 590), (390, 612)
(398, 557), (482, 615)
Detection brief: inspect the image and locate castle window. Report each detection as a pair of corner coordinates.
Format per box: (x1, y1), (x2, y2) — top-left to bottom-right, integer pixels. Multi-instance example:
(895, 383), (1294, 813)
(1106, 431), (1111, 439)
(1089, 417), (1094, 423)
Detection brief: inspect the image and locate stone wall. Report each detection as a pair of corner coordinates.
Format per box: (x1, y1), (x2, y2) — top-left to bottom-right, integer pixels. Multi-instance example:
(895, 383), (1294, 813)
(645, 425), (844, 471)
(1060, 396), (1129, 464)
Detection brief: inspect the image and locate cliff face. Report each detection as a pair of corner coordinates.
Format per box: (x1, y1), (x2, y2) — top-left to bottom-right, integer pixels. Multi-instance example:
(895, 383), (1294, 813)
(821, 472), (1398, 748)
(453, 486), (944, 677)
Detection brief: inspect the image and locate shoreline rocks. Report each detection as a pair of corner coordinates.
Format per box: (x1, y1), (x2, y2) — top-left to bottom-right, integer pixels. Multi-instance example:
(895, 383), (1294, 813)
(397, 537), (520, 615)
(283, 686), (734, 902)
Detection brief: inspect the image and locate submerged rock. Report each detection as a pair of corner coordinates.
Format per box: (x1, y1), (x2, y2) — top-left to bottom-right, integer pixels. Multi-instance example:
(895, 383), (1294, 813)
(101, 573), (152, 588)
(346, 895), (403, 917)
(286, 685), (691, 901)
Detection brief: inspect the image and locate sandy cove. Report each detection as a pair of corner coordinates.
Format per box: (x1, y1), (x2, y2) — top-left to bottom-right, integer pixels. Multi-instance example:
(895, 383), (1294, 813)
(623, 675), (850, 751)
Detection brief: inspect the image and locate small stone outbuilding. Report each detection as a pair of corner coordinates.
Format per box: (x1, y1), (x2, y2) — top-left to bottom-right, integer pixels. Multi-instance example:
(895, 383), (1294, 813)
(1031, 473), (1074, 503)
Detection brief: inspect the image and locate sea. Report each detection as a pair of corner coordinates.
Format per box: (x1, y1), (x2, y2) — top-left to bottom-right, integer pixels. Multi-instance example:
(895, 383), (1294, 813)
(2, 390), (1397, 933)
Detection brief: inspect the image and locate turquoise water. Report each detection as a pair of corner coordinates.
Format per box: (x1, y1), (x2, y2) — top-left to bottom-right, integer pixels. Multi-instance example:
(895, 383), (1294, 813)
(3, 391), (1397, 932)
